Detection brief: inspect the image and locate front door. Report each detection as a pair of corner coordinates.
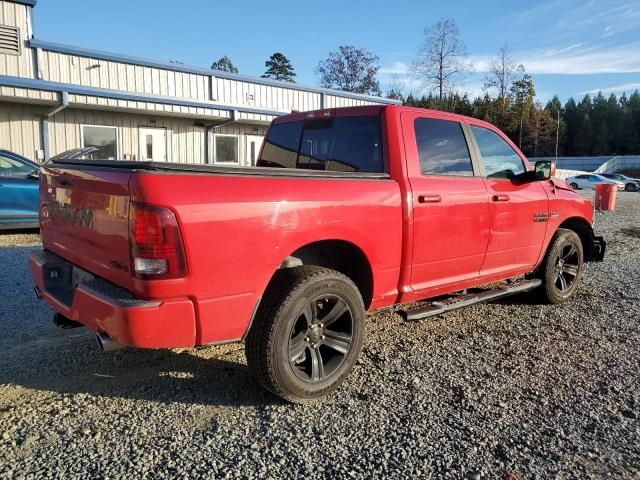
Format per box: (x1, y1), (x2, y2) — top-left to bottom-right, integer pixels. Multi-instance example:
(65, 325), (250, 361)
(467, 124), (549, 275)
(139, 127), (167, 162)
(245, 135), (264, 166)
(402, 112), (491, 293)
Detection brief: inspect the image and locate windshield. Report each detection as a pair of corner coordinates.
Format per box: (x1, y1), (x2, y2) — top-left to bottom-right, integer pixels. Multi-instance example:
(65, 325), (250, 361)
(0, 154), (37, 177)
(258, 115), (383, 173)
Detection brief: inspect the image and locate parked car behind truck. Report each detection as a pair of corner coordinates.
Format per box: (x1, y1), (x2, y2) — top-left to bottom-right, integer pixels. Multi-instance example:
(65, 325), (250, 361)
(29, 106), (605, 403)
(0, 149), (40, 230)
(565, 173), (625, 191)
(600, 173), (640, 192)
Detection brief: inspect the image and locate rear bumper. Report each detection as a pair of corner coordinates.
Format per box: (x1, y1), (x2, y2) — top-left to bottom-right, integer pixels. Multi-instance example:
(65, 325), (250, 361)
(29, 249), (196, 348)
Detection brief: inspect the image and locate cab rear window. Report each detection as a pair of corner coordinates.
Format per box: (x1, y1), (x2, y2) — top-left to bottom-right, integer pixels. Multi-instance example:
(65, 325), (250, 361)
(258, 116), (383, 173)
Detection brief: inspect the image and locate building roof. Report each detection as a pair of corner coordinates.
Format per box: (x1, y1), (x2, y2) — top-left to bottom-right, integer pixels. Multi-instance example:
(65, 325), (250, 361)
(6, 0), (37, 6)
(29, 39), (401, 106)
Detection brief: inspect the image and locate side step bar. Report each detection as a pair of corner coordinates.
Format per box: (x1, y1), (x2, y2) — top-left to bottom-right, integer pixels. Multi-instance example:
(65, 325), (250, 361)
(401, 278), (542, 322)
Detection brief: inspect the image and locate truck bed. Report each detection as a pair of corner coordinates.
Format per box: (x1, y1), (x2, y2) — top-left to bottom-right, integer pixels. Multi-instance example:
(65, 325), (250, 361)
(36, 159), (403, 345)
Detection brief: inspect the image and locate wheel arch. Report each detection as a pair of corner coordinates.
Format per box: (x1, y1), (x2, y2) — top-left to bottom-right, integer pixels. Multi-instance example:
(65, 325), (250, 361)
(267, 239), (374, 310)
(557, 216), (595, 260)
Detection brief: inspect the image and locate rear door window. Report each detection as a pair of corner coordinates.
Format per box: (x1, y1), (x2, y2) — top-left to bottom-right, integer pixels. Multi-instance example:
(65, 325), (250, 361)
(414, 118), (474, 176)
(258, 116), (383, 173)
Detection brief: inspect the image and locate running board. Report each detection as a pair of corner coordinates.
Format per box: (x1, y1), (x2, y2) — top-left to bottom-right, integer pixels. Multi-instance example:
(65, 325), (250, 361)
(401, 278), (542, 322)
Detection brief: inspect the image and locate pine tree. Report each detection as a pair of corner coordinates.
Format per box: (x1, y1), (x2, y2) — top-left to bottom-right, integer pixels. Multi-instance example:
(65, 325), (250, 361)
(211, 56), (239, 73)
(510, 73), (535, 150)
(261, 52), (296, 82)
(574, 95), (594, 156)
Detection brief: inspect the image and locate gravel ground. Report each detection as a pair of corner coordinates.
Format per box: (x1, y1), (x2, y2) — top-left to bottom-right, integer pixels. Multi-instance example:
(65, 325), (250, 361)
(1, 192), (639, 479)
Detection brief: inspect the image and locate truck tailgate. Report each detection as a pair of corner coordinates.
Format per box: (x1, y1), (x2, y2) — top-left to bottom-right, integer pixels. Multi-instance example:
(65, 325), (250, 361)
(40, 165), (134, 291)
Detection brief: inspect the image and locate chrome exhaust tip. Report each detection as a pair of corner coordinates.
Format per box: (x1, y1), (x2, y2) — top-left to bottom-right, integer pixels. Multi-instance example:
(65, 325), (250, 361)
(96, 332), (124, 352)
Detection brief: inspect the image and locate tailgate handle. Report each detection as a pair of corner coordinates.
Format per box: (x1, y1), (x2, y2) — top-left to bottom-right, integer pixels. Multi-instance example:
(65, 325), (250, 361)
(492, 194), (510, 202)
(418, 194), (442, 203)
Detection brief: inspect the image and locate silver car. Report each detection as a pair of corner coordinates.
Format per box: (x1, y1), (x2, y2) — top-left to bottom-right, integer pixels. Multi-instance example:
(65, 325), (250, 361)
(565, 173), (625, 191)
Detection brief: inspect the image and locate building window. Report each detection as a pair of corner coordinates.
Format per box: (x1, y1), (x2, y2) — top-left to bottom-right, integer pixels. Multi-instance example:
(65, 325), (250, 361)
(213, 134), (239, 164)
(80, 125), (118, 159)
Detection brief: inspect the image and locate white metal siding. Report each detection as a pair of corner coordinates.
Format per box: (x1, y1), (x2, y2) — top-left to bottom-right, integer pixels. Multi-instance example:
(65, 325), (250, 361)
(0, 0), (33, 78)
(48, 109), (205, 163)
(0, 101), (42, 159)
(39, 51), (210, 102)
(45, 108), (267, 164)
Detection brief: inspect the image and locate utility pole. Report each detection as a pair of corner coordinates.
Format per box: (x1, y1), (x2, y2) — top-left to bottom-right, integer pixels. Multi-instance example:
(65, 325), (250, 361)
(555, 108), (560, 161)
(519, 117), (523, 149)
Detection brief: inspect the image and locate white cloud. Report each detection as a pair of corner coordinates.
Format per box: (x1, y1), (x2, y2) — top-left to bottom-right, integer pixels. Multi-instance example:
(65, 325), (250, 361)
(468, 42), (640, 75)
(378, 61), (410, 76)
(580, 83), (640, 95)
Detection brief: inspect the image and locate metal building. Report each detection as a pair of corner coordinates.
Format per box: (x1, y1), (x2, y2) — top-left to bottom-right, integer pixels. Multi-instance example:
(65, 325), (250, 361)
(0, 0), (398, 164)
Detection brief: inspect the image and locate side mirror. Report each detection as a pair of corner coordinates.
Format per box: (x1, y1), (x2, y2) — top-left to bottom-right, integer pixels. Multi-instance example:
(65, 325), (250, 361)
(27, 169), (40, 180)
(534, 160), (554, 180)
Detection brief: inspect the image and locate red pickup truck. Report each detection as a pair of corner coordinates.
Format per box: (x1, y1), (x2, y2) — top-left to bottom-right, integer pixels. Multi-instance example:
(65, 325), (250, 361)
(30, 106), (605, 403)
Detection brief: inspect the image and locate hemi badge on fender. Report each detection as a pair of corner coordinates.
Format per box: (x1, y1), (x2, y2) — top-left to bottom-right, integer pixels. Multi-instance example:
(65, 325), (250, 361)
(534, 212), (549, 223)
(550, 211), (560, 218)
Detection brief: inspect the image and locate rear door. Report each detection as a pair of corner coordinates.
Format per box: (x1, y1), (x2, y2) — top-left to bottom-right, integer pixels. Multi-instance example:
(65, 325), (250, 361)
(401, 112), (490, 292)
(467, 124), (549, 275)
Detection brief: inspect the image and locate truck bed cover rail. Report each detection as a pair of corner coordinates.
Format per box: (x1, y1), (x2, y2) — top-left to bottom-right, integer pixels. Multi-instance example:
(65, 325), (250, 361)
(44, 158), (392, 180)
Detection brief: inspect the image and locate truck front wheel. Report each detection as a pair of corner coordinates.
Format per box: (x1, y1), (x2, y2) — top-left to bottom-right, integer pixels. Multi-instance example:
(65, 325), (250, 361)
(534, 228), (584, 304)
(245, 266), (365, 403)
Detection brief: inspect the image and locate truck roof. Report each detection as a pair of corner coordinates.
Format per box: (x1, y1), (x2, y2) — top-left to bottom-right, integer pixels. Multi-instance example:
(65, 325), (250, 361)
(273, 105), (498, 132)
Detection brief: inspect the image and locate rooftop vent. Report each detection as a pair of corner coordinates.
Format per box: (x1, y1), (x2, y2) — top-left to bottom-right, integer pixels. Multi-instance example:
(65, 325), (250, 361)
(0, 25), (20, 56)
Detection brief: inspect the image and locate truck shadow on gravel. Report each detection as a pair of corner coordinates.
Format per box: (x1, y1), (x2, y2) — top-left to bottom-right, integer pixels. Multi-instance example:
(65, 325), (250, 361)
(0, 241), (280, 408)
(0, 337), (280, 408)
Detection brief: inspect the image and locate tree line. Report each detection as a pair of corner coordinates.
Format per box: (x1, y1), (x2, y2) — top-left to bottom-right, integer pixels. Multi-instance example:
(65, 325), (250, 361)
(209, 19), (640, 158)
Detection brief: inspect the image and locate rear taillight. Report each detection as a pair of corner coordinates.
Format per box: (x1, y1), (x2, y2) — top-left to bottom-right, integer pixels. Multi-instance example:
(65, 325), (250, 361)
(129, 203), (187, 279)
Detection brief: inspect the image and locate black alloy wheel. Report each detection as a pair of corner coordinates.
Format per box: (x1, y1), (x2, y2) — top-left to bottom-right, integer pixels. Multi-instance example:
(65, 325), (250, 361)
(245, 265), (365, 403)
(553, 242), (580, 293)
(288, 294), (353, 383)
(534, 228), (584, 304)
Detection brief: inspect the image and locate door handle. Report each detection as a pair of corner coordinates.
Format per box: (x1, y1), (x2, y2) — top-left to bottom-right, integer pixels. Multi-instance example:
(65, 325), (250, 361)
(418, 194), (441, 203)
(492, 194), (510, 202)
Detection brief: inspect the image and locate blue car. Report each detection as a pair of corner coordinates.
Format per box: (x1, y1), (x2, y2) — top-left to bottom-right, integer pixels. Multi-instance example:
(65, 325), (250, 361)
(0, 150), (40, 230)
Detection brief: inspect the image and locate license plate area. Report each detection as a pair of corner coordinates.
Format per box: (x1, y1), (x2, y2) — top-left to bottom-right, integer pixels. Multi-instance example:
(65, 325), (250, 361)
(43, 258), (95, 306)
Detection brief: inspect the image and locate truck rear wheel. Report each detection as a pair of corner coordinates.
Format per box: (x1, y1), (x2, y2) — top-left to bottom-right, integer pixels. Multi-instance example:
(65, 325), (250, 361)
(245, 266), (365, 403)
(534, 228), (584, 304)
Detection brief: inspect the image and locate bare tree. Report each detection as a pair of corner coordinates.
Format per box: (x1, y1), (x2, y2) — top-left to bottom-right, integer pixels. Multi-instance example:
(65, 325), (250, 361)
(483, 44), (520, 124)
(412, 19), (468, 109)
(483, 44), (517, 101)
(386, 74), (406, 101)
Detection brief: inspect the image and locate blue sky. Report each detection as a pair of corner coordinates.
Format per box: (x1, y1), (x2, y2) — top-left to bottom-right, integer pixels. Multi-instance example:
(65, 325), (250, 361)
(34, 0), (640, 103)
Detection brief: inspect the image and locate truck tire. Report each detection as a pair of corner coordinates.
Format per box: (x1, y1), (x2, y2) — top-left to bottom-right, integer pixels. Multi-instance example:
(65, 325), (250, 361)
(245, 265), (365, 403)
(534, 228), (584, 304)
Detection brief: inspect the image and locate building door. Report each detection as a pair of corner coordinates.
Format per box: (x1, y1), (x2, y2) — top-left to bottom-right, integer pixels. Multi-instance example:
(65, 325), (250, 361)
(245, 135), (264, 166)
(139, 127), (167, 162)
